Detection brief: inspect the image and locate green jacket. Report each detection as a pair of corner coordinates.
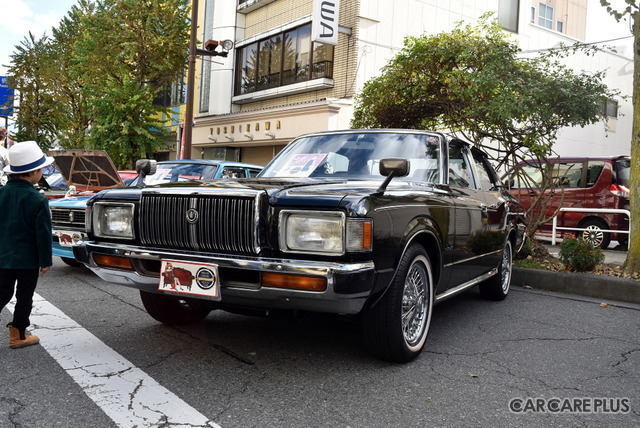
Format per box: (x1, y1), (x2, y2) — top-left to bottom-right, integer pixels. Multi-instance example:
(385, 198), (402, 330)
(0, 178), (53, 269)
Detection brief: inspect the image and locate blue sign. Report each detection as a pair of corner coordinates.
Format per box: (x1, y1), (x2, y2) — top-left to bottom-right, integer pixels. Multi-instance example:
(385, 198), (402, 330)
(0, 76), (14, 117)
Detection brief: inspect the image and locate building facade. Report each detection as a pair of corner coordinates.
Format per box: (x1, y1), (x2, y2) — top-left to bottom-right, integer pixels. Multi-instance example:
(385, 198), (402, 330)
(186, 0), (632, 166)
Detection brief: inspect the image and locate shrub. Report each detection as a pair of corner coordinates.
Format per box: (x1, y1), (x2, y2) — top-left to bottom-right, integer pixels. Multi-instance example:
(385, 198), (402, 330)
(558, 234), (604, 272)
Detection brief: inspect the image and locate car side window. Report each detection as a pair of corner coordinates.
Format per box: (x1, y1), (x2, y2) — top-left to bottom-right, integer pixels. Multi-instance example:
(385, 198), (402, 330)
(471, 150), (496, 191)
(221, 167), (247, 178)
(586, 161), (605, 187)
(448, 143), (473, 188)
(249, 168), (261, 177)
(553, 162), (582, 188)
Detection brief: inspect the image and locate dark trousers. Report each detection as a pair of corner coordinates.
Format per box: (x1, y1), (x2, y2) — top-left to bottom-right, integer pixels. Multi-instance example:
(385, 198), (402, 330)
(0, 269), (39, 330)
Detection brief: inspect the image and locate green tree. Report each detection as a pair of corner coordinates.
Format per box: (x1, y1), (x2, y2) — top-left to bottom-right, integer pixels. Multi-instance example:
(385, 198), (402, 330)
(48, 0), (96, 149)
(600, 1), (640, 275)
(74, 0), (190, 167)
(352, 17), (615, 241)
(7, 33), (59, 148)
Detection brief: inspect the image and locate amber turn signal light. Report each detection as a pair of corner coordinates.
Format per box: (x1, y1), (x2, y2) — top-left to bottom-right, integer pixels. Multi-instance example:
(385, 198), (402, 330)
(92, 254), (134, 270)
(261, 272), (327, 291)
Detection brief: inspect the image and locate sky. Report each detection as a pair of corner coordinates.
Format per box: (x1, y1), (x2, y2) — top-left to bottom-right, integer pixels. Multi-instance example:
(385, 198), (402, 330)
(0, 0), (78, 76)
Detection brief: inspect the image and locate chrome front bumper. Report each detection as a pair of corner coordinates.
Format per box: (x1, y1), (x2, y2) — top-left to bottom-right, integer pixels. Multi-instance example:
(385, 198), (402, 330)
(74, 242), (376, 315)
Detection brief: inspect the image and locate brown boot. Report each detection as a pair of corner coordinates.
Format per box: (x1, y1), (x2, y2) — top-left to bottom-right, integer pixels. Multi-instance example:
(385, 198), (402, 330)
(7, 324), (40, 349)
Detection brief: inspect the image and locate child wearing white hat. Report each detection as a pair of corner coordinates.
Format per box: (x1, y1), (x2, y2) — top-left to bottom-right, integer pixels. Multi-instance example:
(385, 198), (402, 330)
(0, 141), (54, 348)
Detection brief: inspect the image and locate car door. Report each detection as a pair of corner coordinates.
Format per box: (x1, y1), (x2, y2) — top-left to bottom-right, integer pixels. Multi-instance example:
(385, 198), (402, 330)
(507, 159), (585, 238)
(471, 148), (508, 275)
(446, 141), (488, 285)
(552, 161), (586, 233)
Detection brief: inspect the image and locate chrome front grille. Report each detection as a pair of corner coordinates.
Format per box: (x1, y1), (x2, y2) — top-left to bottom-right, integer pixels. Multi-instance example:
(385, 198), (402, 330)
(51, 208), (86, 228)
(138, 193), (259, 254)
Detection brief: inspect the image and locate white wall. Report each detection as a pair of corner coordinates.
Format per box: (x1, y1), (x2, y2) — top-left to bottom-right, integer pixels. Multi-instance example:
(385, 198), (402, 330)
(353, 0), (633, 157)
(203, 0), (237, 115)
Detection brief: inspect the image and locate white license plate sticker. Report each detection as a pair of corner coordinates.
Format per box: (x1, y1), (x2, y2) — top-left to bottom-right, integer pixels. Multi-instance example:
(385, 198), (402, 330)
(158, 260), (220, 300)
(55, 230), (86, 247)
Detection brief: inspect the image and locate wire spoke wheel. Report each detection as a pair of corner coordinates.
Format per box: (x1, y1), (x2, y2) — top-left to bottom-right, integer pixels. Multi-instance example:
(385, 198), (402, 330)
(499, 241), (512, 293)
(363, 244), (433, 363)
(479, 239), (512, 301)
(401, 260), (429, 347)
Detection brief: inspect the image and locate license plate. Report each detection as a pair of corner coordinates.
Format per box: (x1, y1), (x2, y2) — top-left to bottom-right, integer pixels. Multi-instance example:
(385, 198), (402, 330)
(158, 260), (220, 300)
(55, 230), (86, 247)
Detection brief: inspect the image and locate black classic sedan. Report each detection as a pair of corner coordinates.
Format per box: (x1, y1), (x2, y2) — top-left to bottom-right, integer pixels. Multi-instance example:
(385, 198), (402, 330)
(74, 129), (526, 362)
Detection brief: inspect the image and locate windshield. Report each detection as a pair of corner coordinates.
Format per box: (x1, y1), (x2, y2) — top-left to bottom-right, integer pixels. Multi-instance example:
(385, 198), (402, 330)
(45, 173), (68, 190)
(260, 132), (442, 180)
(144, 163), (219, 185)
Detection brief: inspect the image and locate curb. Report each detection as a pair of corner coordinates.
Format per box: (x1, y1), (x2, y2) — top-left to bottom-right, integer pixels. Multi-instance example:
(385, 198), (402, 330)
(512, 267), (640, 305)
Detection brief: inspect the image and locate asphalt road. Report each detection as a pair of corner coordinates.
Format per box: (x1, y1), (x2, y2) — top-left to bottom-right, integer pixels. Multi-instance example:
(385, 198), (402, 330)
(1, 258), (638, 427)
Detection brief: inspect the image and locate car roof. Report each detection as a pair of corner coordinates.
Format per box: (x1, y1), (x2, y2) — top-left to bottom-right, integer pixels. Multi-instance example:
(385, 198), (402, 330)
(157, 160), (263, 168)
(521, 155), (630, 163)
(290, 128), (468, 145)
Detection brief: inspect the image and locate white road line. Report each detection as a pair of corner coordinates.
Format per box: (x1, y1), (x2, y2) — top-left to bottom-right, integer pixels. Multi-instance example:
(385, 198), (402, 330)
(8, 294), (221, 428)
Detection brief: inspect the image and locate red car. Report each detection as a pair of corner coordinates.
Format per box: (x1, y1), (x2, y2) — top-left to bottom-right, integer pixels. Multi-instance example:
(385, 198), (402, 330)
(507, 155), (630, 248)
(118, 170), (138, 185)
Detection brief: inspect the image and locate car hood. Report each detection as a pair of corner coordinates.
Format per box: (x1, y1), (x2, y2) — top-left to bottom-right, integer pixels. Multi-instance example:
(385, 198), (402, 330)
(96, 177), (441, 208)
(47, 150), (124, 191)
(48, 195), (95, 208)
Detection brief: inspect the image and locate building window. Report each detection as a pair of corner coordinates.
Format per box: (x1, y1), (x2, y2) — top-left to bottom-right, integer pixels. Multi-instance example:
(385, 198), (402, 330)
(235, 23), (334, 96)
(556, 20), (564, 33)
(538, 3), (553, 29)
(530, 7), (535, 23)
(498, 0), (520, 33)
(600, 98), (618, 118)
(153, 76), (185, 108)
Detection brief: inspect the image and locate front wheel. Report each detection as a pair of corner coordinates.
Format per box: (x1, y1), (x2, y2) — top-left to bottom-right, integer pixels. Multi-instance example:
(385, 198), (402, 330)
(140, 291), (212, 325)
(479, 239), (512, 301)
(362, 244), (434, 363)
(578, 218), (610, 249)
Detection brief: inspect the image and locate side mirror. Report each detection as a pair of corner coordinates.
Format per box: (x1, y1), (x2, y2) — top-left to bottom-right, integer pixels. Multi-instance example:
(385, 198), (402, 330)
(135, 159), (157, 176)
(379, 158), (410, 177)
(376, 158), (410, 195)
(135, 159), (157, 188)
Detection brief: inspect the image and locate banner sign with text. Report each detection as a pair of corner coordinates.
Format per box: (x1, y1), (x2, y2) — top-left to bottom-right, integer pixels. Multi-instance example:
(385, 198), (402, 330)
(0, 76), (14, 117)
(312, 0), (340, 46)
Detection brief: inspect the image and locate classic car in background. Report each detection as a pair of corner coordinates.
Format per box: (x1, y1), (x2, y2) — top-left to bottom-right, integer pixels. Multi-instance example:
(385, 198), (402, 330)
(49, 153), (263, 267)
(73, 129), (526, 362)
(48, 150), (126, 266)
(127, 159), (263, 186)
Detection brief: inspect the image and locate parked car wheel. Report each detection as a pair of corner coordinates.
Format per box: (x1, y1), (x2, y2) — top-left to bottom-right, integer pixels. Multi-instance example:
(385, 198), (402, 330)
(479, 239), (512, 301)
(363, 243), (434, 363)
(578, 218), (610, 249)
(140, 290), (212, 324)
(61, 257), (85, 268)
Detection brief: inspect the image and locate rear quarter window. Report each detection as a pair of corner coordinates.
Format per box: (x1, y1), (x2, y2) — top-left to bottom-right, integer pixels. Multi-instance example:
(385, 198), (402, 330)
(586, 161), (605, 187)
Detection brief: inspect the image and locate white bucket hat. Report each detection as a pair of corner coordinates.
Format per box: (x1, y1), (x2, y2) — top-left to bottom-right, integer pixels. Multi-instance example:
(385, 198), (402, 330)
(3, 141), (55, 174)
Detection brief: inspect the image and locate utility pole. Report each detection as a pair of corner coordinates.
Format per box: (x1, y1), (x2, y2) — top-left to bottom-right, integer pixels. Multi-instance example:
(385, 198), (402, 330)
(181, 0), (199, 160)
(181, 0), (233, 160)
